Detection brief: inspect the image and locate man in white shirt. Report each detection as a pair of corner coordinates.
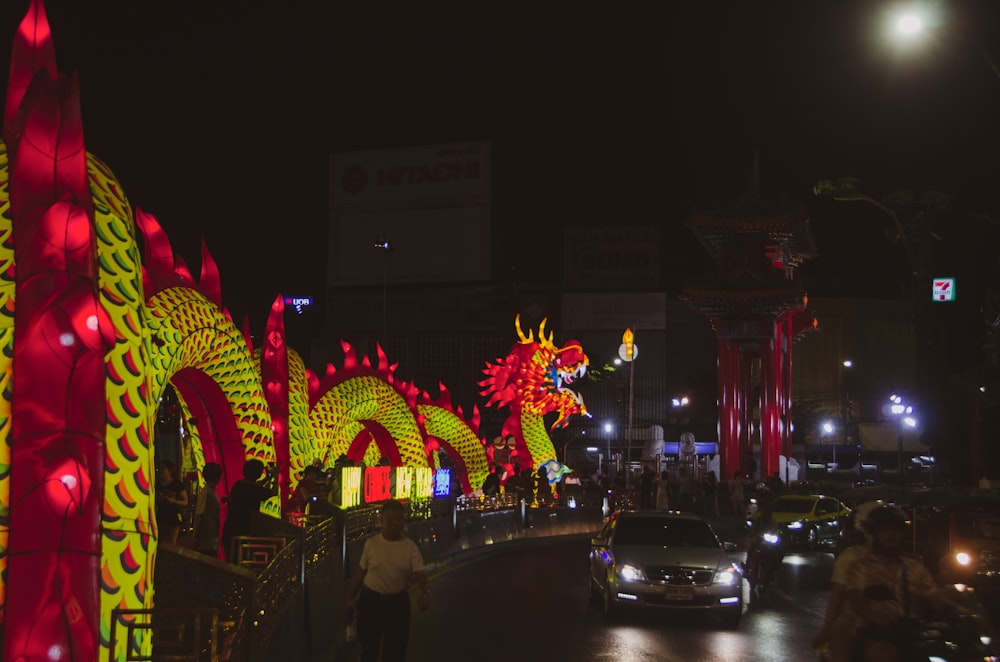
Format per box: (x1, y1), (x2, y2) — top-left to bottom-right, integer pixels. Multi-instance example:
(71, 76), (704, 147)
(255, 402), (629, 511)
(346, 499), (430, 662)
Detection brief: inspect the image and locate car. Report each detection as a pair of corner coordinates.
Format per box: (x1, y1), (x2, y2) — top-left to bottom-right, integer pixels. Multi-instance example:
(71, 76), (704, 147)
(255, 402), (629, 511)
(764, 494), (850, 550)
(589, 510), (744, 628)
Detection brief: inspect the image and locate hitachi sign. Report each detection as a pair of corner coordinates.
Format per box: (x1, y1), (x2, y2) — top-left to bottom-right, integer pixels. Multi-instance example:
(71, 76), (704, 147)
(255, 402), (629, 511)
(376, 161), (480, 186)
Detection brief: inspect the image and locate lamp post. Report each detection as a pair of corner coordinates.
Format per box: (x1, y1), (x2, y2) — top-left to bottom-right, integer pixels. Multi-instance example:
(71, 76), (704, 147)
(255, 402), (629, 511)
(889, 393), (918, 490)
(821, 420), (836, 467)
(841, 359), (854, 470)
(890, 11), (1000, 85)
(619, 329), (637, 469)
(374, 235), (393, 343)
(603, 422), (614, 472)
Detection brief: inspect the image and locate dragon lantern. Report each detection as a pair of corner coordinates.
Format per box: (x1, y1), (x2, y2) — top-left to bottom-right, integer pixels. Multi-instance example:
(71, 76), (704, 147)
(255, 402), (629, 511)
(479, 316), (590, 479)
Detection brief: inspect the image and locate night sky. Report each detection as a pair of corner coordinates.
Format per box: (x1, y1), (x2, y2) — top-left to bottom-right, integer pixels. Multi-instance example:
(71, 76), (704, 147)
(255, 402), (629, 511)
(2, 1), (1000, 331)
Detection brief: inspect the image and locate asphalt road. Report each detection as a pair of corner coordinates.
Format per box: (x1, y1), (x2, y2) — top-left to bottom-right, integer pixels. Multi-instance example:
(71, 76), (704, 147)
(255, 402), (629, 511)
(337, 517), (835, 661)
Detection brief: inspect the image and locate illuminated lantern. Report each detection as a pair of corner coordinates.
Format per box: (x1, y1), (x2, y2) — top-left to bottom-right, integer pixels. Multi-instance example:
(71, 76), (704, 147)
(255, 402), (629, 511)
(43, 456), (91, 517)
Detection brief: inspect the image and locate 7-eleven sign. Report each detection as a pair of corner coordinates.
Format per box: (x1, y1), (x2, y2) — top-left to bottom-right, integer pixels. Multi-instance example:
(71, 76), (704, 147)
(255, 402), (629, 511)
(932, 278), (956, 302)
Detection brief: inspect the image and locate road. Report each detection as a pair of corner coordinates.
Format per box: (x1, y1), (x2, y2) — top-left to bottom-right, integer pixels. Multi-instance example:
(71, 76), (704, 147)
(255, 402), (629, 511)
(339, 522), (836, 661)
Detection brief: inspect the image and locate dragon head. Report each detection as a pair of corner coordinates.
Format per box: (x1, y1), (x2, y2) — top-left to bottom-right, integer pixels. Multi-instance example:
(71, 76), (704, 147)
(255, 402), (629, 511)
(479, 315), (589, 430)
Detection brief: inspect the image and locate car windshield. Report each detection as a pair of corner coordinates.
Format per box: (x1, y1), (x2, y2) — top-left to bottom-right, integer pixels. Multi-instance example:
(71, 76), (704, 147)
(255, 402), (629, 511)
(955, 511), (1000, 539)
(771, 498), (814, 514)
(613, 517), (719, 548)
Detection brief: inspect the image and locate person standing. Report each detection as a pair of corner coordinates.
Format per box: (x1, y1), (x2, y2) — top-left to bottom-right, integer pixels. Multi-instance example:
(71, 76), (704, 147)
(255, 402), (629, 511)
(194, 462), (223, 558)
(156, 462), (189, 544)
(729, 471), (745, 518)
(702, 470), (719, 517)
(638, 465), (655, 509)
(655, 471), (670, 510)
(287, 465), (325, 514)
(346, 500), (430, 662)
(221, 458), (275, 561)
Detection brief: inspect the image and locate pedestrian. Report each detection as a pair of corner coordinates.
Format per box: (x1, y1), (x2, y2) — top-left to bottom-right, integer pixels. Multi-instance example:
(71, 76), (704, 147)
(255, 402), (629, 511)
(702, 469), (719, 517)
(729, 471), (745, 518)
(535, 466), (552, 506)
(522, 468), (536, 505)
(193, 462), (223, 558)
(288, 465), (325, 514)
(677, 467), (694, 511)
(481, 464), (501, 497)
(346, 499), (430, 662)
(655, 471), (670, 510)
(156, 461), (189, 544)
(639, 465), (655, 509)
(221, 458), (276, 561)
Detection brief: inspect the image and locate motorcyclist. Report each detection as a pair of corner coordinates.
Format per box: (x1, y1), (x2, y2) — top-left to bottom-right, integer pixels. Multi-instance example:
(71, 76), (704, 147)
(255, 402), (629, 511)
(846, 503), (967, 661)
(745, 505), (781, 596)
(812, 500), (883, 661)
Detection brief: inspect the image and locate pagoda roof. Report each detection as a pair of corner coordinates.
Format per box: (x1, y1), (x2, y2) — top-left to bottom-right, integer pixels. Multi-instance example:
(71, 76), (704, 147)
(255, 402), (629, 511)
(679, 280), (807, 320)
(687, 191), (818, 268)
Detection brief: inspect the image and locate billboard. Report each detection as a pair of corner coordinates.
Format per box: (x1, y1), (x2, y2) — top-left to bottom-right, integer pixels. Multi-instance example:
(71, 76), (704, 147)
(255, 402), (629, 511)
(563, 225), (660, 290)
(328, 141), (491, 287)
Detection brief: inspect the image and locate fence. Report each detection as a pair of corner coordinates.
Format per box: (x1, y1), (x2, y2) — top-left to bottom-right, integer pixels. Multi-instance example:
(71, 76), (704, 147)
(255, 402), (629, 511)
(147, 497), (602, 661)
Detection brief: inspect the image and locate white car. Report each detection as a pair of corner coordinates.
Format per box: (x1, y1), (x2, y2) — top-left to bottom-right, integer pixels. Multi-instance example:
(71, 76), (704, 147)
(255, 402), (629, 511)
(589, 510), (744, 628)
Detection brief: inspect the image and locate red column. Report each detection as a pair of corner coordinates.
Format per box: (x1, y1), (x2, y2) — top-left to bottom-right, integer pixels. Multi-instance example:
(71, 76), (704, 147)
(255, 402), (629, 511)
(782, 314), (794, 461)
(718, 338), (740, 482)
(760, 326), (783, 480)
(739, 345), (752, 476)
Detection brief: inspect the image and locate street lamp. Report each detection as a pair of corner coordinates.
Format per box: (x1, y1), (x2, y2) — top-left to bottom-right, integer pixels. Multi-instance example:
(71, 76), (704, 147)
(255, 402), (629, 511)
(821, 420), (837, 467)
(888, 9), (1000, 85)
(889, 393), (918, 489)
(618, 329), (637, 468)
(603, 422), (614, 471)
(374, 235), (393, 343)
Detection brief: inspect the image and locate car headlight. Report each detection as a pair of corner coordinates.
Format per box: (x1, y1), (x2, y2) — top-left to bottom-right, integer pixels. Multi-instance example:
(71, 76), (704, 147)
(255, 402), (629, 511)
(786, 520), (803, 530)
(714, 567), (739, 586)
(955, 551), (972, 567)
(762, 532), (780, 545)
(618, 563), (646, 581)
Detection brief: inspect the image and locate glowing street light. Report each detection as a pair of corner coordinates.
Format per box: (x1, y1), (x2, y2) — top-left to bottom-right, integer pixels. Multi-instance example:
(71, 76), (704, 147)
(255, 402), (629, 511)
(821, 420), (837, 466)
(896, 13), (923, 36)
(886, 7), (1000, 84)
(888, 394), (918, 489)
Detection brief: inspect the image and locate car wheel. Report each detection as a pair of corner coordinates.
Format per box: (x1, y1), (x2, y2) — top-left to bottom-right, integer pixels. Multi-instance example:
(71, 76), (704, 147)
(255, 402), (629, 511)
(602, 582), (618, 619)
(718, 603), (741, 629)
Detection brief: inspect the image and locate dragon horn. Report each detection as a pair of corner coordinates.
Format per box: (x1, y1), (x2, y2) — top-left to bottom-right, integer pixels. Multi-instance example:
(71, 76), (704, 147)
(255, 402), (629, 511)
(515, 314), (534, 344)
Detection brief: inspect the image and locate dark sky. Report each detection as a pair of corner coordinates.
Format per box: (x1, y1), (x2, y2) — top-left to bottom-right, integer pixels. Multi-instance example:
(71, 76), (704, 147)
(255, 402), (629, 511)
(2, 1), (1000, 330)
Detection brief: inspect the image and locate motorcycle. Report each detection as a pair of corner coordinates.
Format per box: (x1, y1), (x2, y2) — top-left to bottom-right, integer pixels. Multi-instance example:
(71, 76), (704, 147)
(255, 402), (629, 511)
(844, 584), (998, 661)
(744, 526), (785, 602)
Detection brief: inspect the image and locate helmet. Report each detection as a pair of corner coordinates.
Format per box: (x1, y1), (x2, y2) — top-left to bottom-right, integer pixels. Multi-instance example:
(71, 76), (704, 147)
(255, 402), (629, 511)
(853, 500), (885, 534)
(861, 504), (907, 536)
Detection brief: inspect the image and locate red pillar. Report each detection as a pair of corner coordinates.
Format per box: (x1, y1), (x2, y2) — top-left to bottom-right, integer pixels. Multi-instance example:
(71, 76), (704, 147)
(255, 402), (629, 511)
(760, 326), (783, 480)
(782, 314), (794, 463)
(739, 345), (752, 477)
(718, 338), (740, 482)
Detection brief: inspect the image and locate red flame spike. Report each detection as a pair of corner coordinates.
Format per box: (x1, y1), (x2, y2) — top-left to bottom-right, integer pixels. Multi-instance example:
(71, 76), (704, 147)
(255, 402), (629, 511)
(4, 0), (56, 130)
(198, 239), (222, 306)
(341, 341), (359, 371)
(361, 355), (371, 368)
(173, 255), (196, 288)
(325, 363), (336, 378)
(135, 209), (178, 297)
(240, 316), (253, 353)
